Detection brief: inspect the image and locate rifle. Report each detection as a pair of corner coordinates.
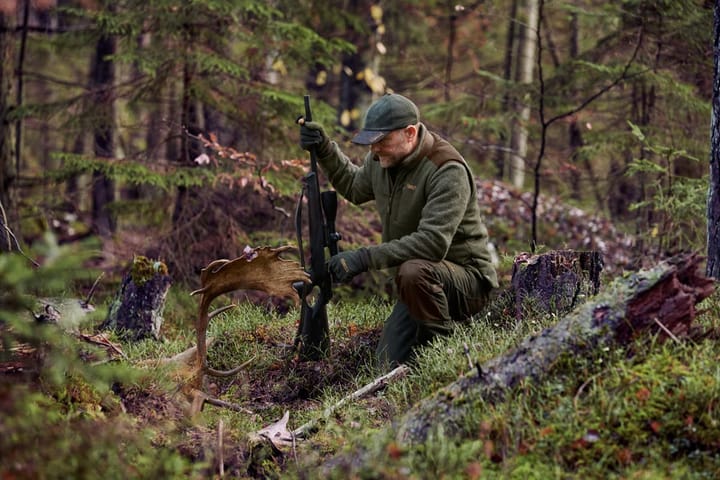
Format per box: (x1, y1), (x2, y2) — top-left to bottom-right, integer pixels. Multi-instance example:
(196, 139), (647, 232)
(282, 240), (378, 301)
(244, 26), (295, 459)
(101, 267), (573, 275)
(293, 95), (341, 360)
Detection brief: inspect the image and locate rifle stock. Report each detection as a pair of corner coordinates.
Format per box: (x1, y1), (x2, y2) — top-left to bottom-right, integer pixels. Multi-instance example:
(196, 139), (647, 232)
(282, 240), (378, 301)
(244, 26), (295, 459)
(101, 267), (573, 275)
(294, 96), (341, 360)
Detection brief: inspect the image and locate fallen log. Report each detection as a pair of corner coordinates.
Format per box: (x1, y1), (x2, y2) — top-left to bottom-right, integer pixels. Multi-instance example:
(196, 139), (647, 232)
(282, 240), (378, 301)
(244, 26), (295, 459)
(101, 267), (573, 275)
(292, 364), (411, 440)
(395, 253), (714, 445)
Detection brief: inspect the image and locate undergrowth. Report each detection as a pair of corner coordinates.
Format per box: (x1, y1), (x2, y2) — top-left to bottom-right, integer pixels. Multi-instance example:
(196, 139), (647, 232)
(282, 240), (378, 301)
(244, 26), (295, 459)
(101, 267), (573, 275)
(2, 241), (719, 479)
(295, 295), (720, 480)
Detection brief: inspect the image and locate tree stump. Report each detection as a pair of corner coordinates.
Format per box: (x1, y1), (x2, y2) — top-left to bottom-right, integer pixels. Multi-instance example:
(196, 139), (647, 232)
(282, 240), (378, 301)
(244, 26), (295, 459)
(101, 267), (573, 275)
(100, 256), (172, 340)
(508, 249), (603, 318)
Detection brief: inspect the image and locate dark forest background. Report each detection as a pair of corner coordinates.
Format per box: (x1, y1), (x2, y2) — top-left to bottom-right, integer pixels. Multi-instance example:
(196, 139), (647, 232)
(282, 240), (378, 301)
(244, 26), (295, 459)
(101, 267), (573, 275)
(0, 0), (712, 289)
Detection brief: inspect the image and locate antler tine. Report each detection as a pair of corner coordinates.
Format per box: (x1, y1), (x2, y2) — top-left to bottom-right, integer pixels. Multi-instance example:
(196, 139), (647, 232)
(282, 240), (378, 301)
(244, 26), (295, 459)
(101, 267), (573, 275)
(205, 355), (256, 377)
(196, 295), (215, 375)
(209, 304), (236, 319)
(196, 282), (242, 373)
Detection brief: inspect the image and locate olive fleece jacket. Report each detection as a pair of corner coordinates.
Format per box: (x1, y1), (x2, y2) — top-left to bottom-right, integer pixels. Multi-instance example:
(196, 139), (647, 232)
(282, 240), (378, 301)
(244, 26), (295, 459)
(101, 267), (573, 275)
(315, 124), (499, 288)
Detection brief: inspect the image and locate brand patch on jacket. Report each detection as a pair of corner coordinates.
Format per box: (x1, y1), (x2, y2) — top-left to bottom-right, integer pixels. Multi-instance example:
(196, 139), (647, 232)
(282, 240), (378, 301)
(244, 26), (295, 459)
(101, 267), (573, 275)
(405, 183), (417, 191)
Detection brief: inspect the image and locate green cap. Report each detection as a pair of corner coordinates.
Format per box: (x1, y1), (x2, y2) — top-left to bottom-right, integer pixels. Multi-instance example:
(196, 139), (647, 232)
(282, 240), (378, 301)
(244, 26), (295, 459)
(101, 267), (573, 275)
(352, 94), (420, 145)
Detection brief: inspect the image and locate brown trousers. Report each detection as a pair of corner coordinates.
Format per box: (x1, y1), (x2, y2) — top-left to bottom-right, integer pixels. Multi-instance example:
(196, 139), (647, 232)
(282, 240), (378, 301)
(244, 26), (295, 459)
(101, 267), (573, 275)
(376, 259), (492, 368)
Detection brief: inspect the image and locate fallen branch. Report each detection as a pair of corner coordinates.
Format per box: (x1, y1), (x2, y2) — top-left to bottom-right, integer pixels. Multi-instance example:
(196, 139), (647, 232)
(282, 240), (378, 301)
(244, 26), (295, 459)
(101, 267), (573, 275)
(245, 363), (411, 474)
(293, 364), (411, 439)
(218, 419), (225, 477)
(202, 395), (254, 415)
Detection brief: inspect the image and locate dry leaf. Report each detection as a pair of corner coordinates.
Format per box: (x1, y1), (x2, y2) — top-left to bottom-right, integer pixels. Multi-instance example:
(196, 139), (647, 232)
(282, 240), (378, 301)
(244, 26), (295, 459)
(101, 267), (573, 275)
(256, 410), (294, 448)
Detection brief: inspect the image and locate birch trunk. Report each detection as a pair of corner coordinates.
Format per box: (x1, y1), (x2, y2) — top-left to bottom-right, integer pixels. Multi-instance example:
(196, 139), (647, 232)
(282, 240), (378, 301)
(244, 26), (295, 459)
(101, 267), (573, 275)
(509, 0), (539, 189)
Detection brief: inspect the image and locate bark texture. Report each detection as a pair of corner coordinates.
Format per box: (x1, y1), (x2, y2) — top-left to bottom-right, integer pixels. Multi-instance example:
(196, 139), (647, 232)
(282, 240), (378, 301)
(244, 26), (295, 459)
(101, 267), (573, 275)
(508, 249), (603, 318)
(707, 2), (720, 278)
(0, 11), (15, 251)
(90, 30), (117, 237)
(395, 253), (713, 445)
(100, 256), (172, 340)
(509, 0), (539, 188)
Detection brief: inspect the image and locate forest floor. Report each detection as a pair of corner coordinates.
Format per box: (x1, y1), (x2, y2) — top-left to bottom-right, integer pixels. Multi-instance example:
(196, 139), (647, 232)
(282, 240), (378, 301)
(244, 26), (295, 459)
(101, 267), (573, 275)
(3, 180), (718, 479)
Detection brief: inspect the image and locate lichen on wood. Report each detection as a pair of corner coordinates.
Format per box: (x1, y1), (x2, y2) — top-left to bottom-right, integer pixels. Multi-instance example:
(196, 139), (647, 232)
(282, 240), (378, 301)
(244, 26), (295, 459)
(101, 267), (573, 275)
(100, 255), (172, 340)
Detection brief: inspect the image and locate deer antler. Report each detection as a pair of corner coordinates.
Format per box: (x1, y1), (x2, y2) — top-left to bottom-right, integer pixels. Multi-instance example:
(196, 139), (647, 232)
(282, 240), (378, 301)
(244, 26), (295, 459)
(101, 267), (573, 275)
(190, 246), (309, 377)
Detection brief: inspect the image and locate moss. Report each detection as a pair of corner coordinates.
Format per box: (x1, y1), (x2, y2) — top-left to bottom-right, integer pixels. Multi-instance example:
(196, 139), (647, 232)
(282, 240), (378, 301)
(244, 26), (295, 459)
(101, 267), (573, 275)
(130, 255), (169, 286)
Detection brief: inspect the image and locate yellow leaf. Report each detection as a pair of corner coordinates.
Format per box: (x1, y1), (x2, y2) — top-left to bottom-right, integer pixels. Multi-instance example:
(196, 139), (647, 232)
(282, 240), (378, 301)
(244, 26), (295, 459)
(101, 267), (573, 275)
(271, 58), (287, 76)
(370, 4), (383, 21)
(368, 74), (386, 94)
(315, 70), (327, 86)
(340, 109), (351, 127)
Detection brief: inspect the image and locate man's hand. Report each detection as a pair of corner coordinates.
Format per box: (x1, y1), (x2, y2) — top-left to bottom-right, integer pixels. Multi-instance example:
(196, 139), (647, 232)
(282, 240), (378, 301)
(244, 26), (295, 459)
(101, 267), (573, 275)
(298, 119), (328, 151)
(328, 248), (370, 283)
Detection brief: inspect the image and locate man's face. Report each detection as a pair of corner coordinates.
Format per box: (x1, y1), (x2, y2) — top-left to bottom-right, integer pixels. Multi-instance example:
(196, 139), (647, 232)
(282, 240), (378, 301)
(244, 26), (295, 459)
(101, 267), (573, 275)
(370, 126), (417, 168)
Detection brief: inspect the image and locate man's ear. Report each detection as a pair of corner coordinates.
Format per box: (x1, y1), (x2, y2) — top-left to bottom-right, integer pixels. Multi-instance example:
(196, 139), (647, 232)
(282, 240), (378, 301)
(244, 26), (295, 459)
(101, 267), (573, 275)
(405, 124), (418, 141)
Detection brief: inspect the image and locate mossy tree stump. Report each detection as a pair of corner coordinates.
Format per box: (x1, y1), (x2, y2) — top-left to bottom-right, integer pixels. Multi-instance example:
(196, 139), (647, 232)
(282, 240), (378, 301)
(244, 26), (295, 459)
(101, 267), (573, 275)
(509, 249), (604, 318)
(100, 255), (172, 340)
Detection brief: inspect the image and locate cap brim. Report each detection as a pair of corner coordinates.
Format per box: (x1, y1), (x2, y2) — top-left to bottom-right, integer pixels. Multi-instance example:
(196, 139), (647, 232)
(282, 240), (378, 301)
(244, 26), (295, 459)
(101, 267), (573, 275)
(351, 130), (389, 145)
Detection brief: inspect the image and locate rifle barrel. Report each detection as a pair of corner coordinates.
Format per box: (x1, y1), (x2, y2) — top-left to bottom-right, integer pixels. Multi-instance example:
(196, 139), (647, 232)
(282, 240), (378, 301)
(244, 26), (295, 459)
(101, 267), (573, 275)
(304, 95), (319, 174)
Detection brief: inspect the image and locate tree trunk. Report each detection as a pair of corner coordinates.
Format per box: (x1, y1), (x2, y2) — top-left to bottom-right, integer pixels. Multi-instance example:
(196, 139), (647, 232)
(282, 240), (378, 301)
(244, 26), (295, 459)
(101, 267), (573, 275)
(707, 2), (720, 279)
(494, 0), (519, 180)
(339, 51), (365, 131)
(100, 256), (172, 340)
(395, 254), (713, 445)
(0, 10), (15, 251)
(443, 2), (457, 102)
(171, 44), (203, 228)
(90, 31), (117, 237)
(65, 133), (85, 216)
(337, 0), (382, 132)
(509, 0), (539, 189)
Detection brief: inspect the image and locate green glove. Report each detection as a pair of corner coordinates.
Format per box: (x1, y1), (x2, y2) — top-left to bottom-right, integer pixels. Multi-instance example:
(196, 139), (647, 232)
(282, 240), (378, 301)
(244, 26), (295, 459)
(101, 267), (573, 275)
(298, 120), (328, 151)
(328, 248), (370, 283)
